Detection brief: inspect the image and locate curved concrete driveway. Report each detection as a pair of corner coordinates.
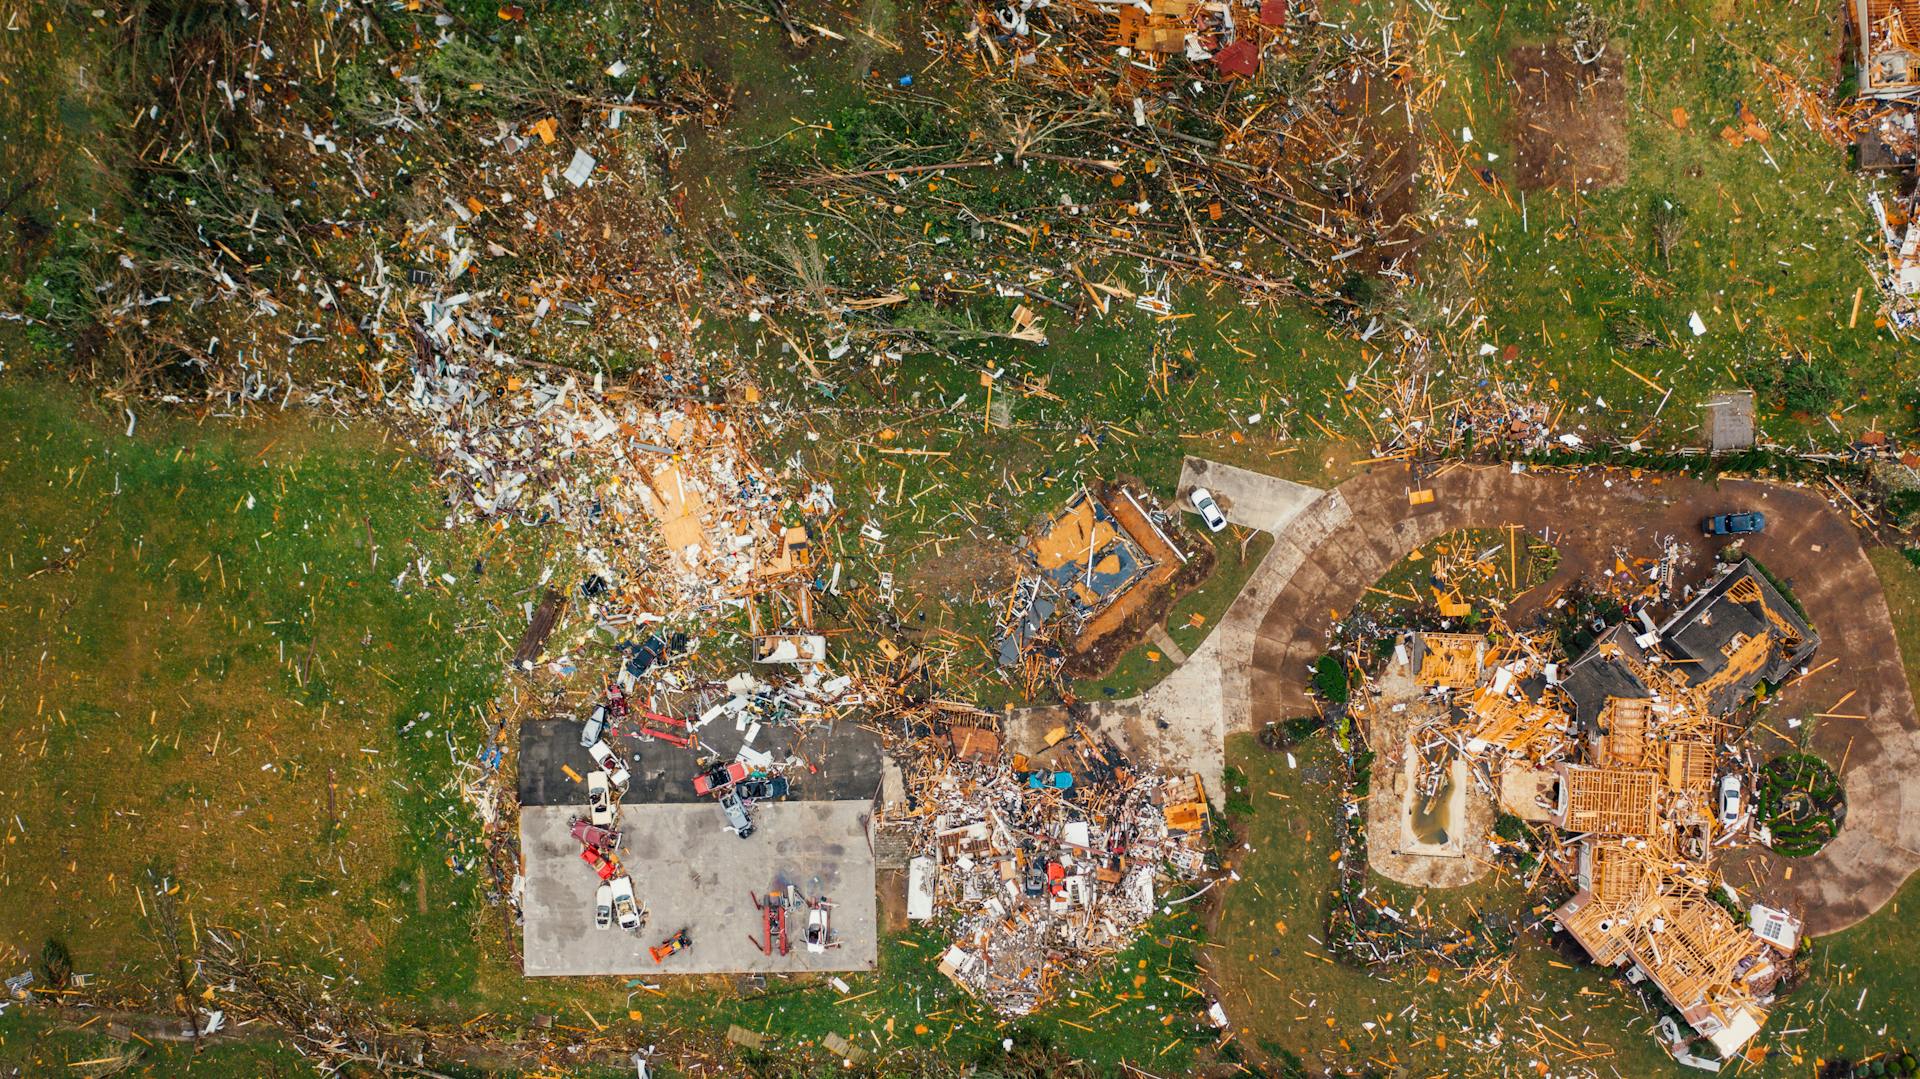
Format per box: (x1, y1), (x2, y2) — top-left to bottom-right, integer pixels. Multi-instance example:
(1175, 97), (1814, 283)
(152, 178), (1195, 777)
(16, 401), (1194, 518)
(1237, 462), (1920, 936)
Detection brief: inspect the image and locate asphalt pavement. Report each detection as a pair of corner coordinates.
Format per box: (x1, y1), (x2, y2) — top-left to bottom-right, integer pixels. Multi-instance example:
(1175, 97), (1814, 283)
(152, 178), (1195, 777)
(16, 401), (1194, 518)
(518, 714), (883, 807)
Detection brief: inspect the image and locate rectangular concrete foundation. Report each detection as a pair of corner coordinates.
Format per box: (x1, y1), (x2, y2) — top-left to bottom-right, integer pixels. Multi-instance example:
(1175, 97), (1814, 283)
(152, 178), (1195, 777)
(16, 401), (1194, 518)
(520, 801), (878, 976)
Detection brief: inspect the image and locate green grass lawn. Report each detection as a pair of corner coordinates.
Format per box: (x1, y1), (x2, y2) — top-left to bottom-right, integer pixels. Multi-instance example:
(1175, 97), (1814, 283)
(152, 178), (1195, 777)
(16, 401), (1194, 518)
(7, 0), (1920, 1073)
(1208, 731), (1682, 1076)
(0, 1010), (312, 1077)
(1388, 0), (1914, 445)
(0, 377), (536, 1015)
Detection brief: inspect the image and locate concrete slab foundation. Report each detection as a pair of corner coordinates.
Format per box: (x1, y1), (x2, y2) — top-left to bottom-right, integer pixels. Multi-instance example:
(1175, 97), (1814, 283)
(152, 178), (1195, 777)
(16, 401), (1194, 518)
(520, 800), (878, 976)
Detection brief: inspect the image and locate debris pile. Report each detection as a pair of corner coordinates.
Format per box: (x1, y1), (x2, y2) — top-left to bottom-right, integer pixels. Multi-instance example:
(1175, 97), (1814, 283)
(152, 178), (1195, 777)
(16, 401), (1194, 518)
(1869, 188), (1920, 332)
(888, 716), (1210, 1015)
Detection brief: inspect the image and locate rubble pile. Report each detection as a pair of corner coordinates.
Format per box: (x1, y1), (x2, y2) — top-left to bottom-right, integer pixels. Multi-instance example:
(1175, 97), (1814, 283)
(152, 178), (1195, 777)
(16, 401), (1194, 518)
(888, 717), (1211, 1015)
(398, 365), (819, 621)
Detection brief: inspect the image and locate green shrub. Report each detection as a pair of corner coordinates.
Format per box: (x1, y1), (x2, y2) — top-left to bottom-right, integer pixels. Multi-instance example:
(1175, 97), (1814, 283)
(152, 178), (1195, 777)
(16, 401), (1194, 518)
(1493, 813), (1531, 844)
(1312, 655), (1350, 704)
(1756, 753), (1845, 857)
(1221, 765), (1255, 820)
(38, 938), (72, 990)
(1755, 353), (1850, 416)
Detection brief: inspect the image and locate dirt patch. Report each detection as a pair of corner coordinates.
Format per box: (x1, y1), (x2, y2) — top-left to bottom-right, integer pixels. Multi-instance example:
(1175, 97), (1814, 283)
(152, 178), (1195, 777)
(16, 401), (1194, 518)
(902, 535), (1021, 598)
(1335, 68), (1426, 276)
(1506, 43), (1626, 193)
(875, 868), (909, 933)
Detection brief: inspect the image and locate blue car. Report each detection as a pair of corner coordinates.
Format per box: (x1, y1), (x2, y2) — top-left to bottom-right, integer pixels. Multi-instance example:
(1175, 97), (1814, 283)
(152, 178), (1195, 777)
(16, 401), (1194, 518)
(1702, 512), (1765, 537)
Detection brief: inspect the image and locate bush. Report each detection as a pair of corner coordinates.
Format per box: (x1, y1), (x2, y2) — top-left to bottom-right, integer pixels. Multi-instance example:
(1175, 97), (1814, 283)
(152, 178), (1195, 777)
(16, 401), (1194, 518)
(38, 938), (72, 990)
(1312, 655), (1350, 704)
(1493, 813), (1532, 844)
(1261, 716), (1325, 749)
(1886, 494), (1920, 530)
(1756, 753), (1845, 857)
(1755, 353), (1850, 416)
(1221, 765), (1255, 820)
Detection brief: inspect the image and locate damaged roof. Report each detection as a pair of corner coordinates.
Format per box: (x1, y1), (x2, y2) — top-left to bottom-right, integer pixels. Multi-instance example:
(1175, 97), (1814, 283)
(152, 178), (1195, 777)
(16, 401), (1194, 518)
(1657, 559), (1819, 713)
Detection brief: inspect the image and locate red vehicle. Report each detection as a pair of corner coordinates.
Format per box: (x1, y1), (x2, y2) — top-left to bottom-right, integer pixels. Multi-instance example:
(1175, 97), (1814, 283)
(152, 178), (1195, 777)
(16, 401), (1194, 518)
(692, 760), (749, 797)
(749, 891), (790, 957)
(605, 682), (632, 722)
(649, 929), (692, 964)
(579, 846), (619, 881)
(571, 817), (620, 854)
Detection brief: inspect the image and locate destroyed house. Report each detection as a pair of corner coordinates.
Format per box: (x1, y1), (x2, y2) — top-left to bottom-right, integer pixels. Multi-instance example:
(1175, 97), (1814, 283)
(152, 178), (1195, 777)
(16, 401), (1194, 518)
(1461, 686), (1566, 756)
(1852, 0), (1920, 99)
(1411, 632), (1487, 690)
(998, 490), (1155, 665)
(1550, 764), (1660, 837)
(1560, 625), (1654, 731)
(1655, 560), (1818, 715)
(1029, 491), (1150, 611)
(1554, 847), (1780, 1052)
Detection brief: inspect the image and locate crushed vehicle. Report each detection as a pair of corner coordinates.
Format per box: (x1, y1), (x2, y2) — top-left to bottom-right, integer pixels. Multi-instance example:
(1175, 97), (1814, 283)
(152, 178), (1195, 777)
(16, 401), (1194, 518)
(579, 704), (609, 748)
(804, 897), (836, 954)
(692, 760), (749, 797)
(649, 929), (692, 964)
(610, 874), (641, 931)
(719, 789), (754, 839)
(594, 883), (613, 930)
(587, 739), (632, 790)
(619, 632), (688, 678)
(587, 770), (615, 828)
(579, 845), (618, 881)
(570, 817), (620, 854)
(736, 775), (790, 802)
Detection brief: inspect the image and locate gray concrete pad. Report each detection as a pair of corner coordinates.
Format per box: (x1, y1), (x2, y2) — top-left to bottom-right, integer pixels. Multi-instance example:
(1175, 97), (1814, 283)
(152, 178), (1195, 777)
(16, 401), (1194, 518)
(520, 801), (877, 976)
(1705, 390), (1756, 452)
(1177, 456), (1323, 533)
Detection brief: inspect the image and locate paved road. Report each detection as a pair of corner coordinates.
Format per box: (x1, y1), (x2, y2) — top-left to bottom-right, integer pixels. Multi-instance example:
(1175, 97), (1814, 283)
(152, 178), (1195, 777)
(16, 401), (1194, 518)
(1238, 462), (1920, 936)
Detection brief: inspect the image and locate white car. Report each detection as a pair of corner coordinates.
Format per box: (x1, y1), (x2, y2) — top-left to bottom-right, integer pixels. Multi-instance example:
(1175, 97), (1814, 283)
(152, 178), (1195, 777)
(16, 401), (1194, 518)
(587, 771), (615, 828)
(804, 901), (833, 954)
(1189, 487), (1228, 532)
(594, 883), (613, 930)
(579, 704), (609, 748)
(1717, 775), (1742, 828)
(609, 874), (640, 931)
(587, 740), (631, 790)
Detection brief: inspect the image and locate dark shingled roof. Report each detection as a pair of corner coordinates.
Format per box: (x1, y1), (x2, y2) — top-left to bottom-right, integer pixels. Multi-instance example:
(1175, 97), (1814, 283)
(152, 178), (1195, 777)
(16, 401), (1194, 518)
(1656, 559), (1819, 713)
(1560, 624), (1652, 733)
